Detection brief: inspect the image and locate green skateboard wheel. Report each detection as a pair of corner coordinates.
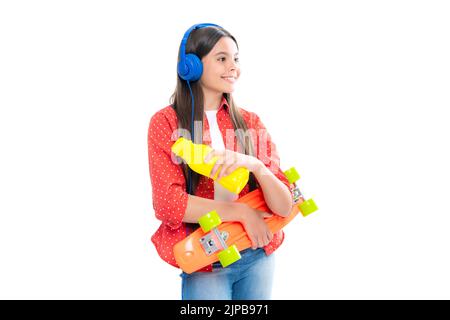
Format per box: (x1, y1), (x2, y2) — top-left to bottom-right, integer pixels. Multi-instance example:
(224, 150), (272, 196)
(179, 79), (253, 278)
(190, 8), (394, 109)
(218, 245), (241, 268)
(284, 167), (301, 184)
(299, 198), (318, 217)
(198, 210), (222, 233)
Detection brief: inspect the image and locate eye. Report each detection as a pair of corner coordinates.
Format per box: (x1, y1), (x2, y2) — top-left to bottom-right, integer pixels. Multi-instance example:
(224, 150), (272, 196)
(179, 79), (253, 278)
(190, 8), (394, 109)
(218, 57), (240, 62)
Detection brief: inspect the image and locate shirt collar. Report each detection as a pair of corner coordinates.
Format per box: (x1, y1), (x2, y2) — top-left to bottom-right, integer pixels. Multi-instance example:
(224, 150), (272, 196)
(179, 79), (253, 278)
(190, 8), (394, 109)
(218, 95), (229, 112)
(203, 96), (229, 115)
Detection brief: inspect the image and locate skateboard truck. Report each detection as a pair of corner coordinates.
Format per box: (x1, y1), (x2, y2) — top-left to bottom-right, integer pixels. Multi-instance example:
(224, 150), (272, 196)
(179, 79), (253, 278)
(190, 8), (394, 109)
(198, 210), (241, 267)
(283, 167), (318, 217)
(200, 229), (229, 255)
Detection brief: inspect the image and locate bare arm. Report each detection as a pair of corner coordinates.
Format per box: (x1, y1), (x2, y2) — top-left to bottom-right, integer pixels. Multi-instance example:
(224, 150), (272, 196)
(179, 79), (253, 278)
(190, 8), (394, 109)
(253, 161), (292, 217)
(182, 194), (245, 223)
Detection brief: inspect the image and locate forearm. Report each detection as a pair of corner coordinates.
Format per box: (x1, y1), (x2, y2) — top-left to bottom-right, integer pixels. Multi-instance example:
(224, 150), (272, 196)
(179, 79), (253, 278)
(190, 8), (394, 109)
(183, 194), (244, 223)
(253, 161), (292, 217)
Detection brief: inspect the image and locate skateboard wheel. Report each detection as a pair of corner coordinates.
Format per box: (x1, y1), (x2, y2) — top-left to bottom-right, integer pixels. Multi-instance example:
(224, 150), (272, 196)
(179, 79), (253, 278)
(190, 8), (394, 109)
(284, 167), (301, 184)
(198, 210), (222, 233)
(299, 198), (318, 217)
(218, 245), (241, 268)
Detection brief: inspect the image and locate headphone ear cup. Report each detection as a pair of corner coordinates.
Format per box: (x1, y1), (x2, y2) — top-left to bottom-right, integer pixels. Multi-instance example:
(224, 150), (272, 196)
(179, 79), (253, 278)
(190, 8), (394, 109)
(179, 53), (203, 82)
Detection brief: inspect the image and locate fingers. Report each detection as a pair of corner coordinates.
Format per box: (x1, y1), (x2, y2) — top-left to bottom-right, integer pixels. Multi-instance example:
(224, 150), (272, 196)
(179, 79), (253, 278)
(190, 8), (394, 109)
(204, 149), (228, 163)
(267, 230), (274, 242)
(217, 160), (239, 180)
(249, 233), (266, 250)
(204, 150), (216, 163)
(251, 230), (273, 250)
(256, 234), (271, 249)
(210, 161), (223, 179)
(250, 234), (258, 250)
(244, 208), (274, 250)
(207, 150), (239, 180)
(206, 150), (224, 178)
(257, 235), (265, 249)
(205, 150), (250, 180)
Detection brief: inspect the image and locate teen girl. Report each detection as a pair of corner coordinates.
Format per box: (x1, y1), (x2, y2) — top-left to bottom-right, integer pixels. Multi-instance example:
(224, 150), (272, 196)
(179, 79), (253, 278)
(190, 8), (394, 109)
(148, 23), (293, 300)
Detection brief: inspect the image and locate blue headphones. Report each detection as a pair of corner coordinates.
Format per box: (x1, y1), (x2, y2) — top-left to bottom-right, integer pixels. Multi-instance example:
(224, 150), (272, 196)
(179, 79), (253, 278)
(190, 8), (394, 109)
(177, 23), (223, 195)
(177, 23), (223, 82)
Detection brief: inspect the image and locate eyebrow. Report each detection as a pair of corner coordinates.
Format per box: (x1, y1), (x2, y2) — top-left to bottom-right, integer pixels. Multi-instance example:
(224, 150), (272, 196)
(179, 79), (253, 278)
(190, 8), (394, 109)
(214, 51), (239, 56)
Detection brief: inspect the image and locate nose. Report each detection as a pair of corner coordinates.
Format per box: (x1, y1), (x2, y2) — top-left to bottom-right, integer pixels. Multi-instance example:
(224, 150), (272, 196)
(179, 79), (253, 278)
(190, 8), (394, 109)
(229, 60), (238, 71)
(228, 65), (237, 76)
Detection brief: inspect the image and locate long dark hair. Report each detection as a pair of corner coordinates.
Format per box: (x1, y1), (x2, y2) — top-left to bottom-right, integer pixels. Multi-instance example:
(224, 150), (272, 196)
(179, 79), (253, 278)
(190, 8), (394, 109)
(170, 26), (258, 195)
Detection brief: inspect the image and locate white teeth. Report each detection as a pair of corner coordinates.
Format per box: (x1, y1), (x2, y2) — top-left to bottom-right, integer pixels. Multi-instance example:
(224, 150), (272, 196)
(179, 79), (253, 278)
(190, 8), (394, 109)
(222, 77), (236, 83)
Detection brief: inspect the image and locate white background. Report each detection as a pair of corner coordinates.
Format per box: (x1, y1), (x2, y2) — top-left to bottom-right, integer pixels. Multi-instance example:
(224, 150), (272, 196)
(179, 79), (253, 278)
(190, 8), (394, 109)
(1, 0), (449, 299)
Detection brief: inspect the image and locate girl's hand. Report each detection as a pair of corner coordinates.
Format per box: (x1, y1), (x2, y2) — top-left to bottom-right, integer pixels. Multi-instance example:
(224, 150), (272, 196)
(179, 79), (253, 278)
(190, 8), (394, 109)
(236, 203), (274, 250)
(204, 149), (262, 180)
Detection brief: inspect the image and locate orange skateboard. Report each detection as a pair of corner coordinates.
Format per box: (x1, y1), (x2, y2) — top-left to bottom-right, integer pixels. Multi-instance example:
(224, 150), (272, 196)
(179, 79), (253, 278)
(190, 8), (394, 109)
(173, 167), (318, 274)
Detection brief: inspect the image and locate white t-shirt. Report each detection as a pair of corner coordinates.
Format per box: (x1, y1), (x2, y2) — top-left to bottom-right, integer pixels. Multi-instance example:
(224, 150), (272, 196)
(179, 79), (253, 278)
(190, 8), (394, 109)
(204, 110), (239, 202)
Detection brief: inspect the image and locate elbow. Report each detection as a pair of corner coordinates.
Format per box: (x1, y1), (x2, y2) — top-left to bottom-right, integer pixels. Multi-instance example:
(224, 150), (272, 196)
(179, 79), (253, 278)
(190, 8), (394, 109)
(155, 209), (184, 230)
(265, 185), (293, 217)
(275, 189), (293, 217)
(152, 188), (189, 230)
(271, 199), (292, 218)
(153, 197), (188, 230)
(276, 205), (292, 218)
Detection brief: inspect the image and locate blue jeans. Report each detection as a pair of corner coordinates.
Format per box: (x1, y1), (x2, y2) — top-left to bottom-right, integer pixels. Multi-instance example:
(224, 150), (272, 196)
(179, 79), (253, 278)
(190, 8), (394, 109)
(180, 248), (275, 300)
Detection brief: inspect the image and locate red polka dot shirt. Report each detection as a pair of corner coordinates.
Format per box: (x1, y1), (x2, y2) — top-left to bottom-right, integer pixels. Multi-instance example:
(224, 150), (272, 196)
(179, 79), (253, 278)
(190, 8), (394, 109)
(147, 96), (291, 272)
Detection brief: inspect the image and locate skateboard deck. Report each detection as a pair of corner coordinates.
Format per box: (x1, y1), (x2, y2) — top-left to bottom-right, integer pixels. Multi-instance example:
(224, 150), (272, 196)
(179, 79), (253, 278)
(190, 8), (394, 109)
(174, 179), (316, 274)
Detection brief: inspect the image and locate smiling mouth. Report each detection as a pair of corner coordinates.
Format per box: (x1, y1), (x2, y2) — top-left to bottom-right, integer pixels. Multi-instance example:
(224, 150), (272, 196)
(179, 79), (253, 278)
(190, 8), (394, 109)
(222, 77), (236, 83)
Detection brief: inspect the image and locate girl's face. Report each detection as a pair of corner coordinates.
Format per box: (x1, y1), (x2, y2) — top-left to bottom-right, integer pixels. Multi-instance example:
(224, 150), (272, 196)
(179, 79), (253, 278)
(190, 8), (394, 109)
(200, 37), (240, 95)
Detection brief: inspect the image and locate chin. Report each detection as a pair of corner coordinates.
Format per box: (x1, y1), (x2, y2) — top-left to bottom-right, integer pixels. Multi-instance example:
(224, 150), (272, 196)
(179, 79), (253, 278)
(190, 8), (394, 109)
(221, 85), (236, 94)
